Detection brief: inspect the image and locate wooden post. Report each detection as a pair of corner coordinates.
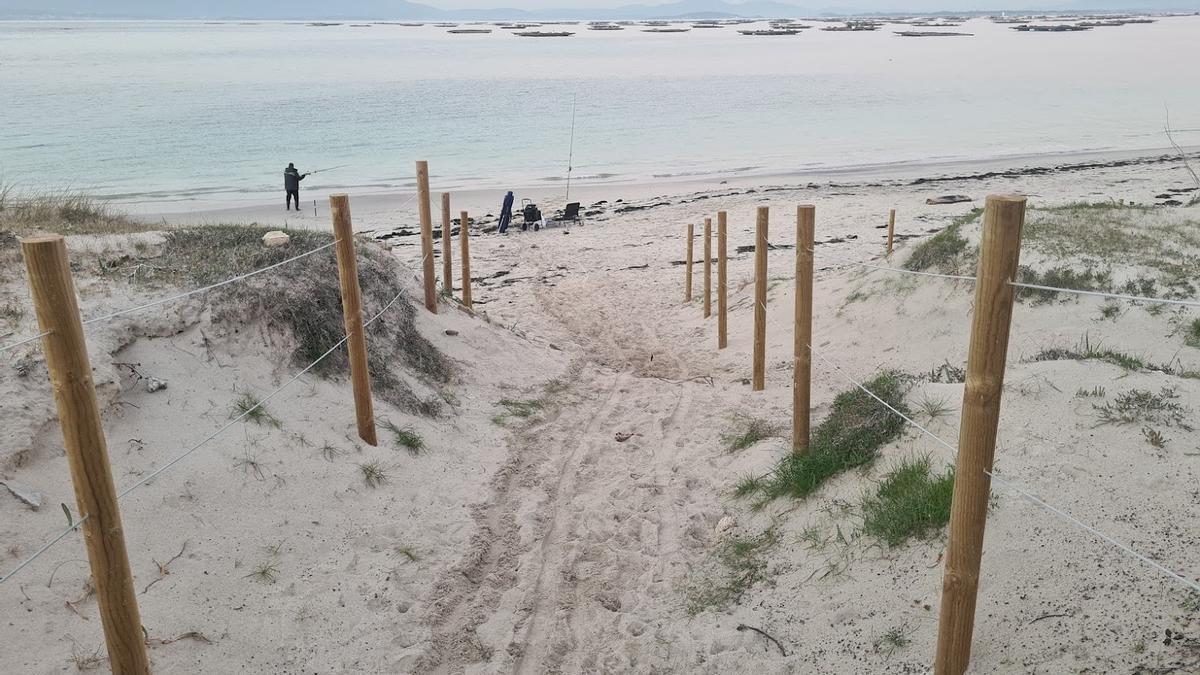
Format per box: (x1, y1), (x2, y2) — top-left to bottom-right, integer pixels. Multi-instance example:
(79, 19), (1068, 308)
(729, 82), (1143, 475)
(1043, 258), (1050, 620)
(752, 206), (768, 391)
(460, 210), (473, 310)
(793, 205), (815, 453)
(703, 217), (712, 318)
(933, 195), (1026, 675)
(887, 208), (896, 255)
(415, 161), (438, 313)
(441, 192), (453, 296)
(684, 224), (694, 302)
(717, 211), (728, 349)
(330, 195), (379, 447)
(21, 236), (151, 675)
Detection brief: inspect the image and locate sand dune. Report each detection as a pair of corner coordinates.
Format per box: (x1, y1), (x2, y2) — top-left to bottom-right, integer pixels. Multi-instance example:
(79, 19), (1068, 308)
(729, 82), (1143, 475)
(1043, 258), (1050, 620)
(2, 153), (1199, 673)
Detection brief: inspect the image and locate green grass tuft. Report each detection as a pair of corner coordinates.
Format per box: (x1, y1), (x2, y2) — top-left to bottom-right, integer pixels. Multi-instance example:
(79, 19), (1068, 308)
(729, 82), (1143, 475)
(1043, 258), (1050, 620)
(359, 461), (388, 488)
(861, 456), (955, 547)
(232, 392), (282, 428)
(685, 530), (777, 616)
(739, 372), (909, 505)
(916, 394), (955, 422)
(721, 416), (780, 452)
(497, 398), (543, 419)
(1186, 318), (1200, 349)
(1031, 334), (1145, 371)
(903, 208), (980, 274)
(382, 419), (425, 455)
(1095, 387), (1191, 429)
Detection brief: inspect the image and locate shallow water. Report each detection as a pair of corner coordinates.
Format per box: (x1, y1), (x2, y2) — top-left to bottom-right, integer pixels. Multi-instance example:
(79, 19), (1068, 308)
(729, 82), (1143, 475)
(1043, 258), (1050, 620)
(1, 17), (1198, 206)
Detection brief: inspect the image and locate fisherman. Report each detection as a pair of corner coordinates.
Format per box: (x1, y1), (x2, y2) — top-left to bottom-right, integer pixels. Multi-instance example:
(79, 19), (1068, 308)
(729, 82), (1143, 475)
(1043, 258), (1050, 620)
(284, 163), (308, 211)
(498, 190), (515, 233)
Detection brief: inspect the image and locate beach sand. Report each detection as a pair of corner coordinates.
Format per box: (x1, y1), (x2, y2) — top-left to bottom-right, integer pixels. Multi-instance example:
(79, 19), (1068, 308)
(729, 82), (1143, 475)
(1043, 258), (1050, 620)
(2, 150), (1199, 673)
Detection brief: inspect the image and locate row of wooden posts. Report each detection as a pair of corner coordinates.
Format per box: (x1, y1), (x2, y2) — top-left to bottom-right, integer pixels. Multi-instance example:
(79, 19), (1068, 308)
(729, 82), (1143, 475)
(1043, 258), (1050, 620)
(415, 159), (473, 314)
(682, 196), (1026, 675)
(20, 183), (1023, 673)
(15, 161), (463, 673)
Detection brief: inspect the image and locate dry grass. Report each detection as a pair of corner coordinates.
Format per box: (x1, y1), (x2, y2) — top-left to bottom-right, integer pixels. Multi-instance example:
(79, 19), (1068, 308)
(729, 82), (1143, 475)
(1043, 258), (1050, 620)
(146, 225), (452, 416)
(0, 183), (147, 235)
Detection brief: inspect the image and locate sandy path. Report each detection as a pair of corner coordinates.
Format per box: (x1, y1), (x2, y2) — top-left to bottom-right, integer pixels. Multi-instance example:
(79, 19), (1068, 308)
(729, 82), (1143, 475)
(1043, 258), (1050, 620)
(414, 226), (726, 672)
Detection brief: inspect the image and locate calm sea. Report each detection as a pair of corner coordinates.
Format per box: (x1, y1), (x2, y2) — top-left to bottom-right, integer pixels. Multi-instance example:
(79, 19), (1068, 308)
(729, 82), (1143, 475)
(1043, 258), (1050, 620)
(1, 17), (1199, 207)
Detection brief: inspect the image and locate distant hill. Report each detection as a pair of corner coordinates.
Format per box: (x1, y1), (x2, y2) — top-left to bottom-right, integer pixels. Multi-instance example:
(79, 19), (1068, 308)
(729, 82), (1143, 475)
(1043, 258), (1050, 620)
(2, 0), (1198, 20)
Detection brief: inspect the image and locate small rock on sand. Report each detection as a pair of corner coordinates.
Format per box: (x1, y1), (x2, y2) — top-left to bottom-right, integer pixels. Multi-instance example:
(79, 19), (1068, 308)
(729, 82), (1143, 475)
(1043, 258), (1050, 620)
(145, 377), (168, 393)
(716, 516), (737, 536)
(2, 480), (43, 510)
(925, 195), (973, 205)
(262, 230), (291, 247)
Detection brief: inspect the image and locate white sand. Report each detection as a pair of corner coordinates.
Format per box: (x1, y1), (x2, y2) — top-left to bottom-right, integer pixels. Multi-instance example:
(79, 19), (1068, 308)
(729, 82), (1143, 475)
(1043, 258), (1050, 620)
(2, 150), (1199, 673)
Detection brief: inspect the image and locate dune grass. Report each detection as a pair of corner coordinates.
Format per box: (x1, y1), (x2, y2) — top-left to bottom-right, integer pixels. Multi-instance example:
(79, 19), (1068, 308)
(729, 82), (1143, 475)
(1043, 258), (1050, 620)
(685, 529), (777, 616)
(861, 456), (955, 547)
(382, 419), (425, 455)
(232, 392), (281, 428)
(737, 372), (909, 507)
(1094, 387), (1191, 429)
(1030, 333), (1199, 379)
(1186, 318), (1200, 349)
(152, 225), (452, 416)
(0, 183), (147, 235)
(903, 209), (980, 274)
(721, 416), (781, 452)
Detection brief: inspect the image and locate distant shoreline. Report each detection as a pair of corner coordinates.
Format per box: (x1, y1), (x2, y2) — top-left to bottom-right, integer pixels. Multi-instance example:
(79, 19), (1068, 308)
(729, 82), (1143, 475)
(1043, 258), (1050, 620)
(125, 144), (1200, 221)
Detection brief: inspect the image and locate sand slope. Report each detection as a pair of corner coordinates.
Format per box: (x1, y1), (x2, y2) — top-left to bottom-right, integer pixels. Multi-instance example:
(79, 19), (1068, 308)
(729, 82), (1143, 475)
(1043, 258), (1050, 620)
(2, 155), (1199, 673)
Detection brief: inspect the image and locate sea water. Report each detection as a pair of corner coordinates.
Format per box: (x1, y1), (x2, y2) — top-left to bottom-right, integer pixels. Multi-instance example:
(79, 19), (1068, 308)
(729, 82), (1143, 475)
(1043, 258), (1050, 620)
(1, 16), (1198, 207)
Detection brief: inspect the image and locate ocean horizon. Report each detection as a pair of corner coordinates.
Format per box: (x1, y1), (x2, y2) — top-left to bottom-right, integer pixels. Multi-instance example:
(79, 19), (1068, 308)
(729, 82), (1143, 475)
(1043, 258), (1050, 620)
(2, 15), (1199, 207)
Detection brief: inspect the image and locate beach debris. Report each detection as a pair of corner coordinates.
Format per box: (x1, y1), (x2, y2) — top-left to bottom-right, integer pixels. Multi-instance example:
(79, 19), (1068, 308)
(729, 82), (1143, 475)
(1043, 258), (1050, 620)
(736, 623), (788, 656)
(615, 431), (635, 442)
(925, 195), (973, 205)
(614, 201), (671, 213)
(716, 516), (737, 535)
(1, 480), (43, 510)
(262, 231), (291, 247)
(145, 377), (168, 393)
(444, 329), (459, 337)
(735, 242), (794, 254)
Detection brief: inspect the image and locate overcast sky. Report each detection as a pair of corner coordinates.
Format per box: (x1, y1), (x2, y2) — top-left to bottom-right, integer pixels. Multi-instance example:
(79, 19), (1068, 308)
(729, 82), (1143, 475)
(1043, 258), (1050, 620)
(2, 0), (1193, 15)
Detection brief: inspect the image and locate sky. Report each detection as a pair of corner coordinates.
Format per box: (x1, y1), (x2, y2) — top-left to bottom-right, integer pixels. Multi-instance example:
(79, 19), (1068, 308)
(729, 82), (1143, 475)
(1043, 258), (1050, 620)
(1, 0), (1195, 15)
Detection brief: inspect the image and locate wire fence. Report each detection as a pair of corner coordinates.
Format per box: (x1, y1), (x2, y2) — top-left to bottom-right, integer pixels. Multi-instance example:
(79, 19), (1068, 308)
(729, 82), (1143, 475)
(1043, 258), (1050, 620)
(816, 250), (1200, 309)
(0, 240), (338, 355)
(801, 231), (1200, 594)
(808, 343), (1200, 595)
(0, 278), (408, 585)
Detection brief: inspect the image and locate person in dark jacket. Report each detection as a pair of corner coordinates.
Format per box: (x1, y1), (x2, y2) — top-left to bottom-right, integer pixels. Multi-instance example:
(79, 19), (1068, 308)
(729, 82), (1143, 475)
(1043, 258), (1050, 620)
(284, 163), (308, 211)
(498, 190), (515, 233)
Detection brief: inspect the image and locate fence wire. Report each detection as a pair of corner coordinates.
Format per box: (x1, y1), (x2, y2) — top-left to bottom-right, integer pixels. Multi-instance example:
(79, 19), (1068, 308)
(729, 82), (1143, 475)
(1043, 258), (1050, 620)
(807, 343), (1200, 595)
(0, 286), (408, 585)
(0, 240), (337, 354)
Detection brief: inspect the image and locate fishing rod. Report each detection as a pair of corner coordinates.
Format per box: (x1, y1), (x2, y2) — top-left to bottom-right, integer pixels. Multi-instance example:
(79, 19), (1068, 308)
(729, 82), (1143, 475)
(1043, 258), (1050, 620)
(305, 164), (350, 176)
(565, 93), (576, 202)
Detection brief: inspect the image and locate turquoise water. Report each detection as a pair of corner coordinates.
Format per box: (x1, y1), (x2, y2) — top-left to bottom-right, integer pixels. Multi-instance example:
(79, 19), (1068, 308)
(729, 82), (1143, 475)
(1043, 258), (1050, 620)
(1, 17), (1199, 206)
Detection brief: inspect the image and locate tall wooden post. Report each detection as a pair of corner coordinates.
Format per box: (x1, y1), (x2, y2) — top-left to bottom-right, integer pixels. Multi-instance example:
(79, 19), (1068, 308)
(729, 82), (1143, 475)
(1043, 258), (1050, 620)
(933, 195), (1026, 675)
(887, 208), (896, 255)
(684, 224), (694, 302)
(21, 236), (151, 675)
(752, 206), (768, 391)
(441, 192), (453, 296)
(793, 205), (815, 453)
(717, 211), (728, 349)
(703, 217), (712, 318)
(415, 161), (438, 313)
(330, 195), (379, 447)
(460, 210), (473, 310)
